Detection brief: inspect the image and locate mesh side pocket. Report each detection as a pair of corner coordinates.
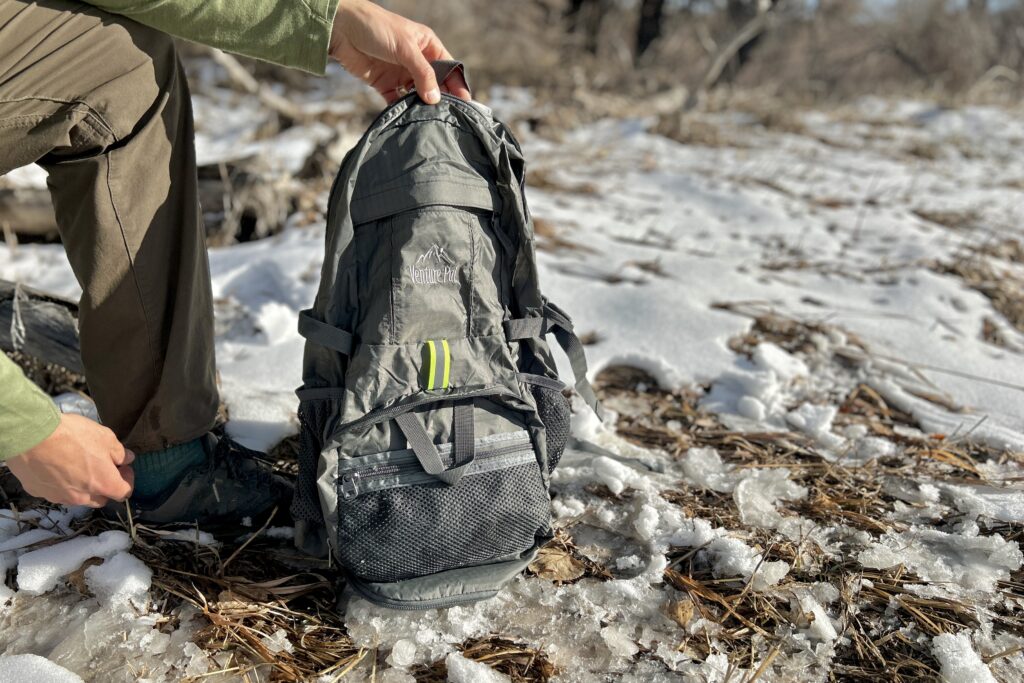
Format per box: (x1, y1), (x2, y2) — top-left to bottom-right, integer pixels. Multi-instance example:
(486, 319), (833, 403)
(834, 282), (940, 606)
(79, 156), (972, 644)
(291, 399), (331, 526)
(337, 461), (550, 583)
(531, 385), (571, 472)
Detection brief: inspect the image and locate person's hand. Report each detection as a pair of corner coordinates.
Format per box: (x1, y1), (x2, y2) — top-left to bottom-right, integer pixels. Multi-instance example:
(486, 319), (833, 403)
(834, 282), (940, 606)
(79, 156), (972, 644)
(6, 413), (134, 508)
(329, 0), (471, 104)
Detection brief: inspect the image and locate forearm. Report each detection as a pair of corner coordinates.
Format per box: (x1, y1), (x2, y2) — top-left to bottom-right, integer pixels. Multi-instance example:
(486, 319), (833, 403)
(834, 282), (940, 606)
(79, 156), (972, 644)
(0, 354), (60, 461)
(80, 0), (341, 74)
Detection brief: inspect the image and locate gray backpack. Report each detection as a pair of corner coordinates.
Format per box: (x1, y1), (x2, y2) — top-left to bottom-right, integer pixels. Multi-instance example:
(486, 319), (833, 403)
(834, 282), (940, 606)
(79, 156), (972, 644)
(291, 62), (601, 609)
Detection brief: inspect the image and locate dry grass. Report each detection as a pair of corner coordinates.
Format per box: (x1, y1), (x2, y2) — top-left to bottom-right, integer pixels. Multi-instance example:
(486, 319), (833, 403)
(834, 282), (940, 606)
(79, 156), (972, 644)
(972, 237), (1024, 264)
(591, 306), (1024, 680)
(654, 115), (732, 148)
(933, 255), (1024, 334)
(88, 514), (359, 682)
(411, 637), (558, 682)
(3, 350), (87, 396)
(532, 218), (596, 255)
(912, 208), (981, 231)
(527, 168), (599, 196)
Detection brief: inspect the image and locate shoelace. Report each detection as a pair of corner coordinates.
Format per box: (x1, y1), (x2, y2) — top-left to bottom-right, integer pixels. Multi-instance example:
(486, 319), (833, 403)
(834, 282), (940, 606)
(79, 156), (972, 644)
(211, 437), (277, 489)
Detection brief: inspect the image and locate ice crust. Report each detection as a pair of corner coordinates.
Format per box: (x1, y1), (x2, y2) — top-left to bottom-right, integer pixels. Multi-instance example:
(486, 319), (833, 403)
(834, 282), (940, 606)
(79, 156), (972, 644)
(931, 632), (997, 683)
(445, 653), (512, 683)
(858, 526), (1023, 591)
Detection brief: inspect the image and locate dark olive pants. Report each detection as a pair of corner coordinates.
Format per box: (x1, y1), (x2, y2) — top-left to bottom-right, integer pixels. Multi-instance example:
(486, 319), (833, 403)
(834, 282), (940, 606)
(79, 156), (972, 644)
(0, 0), (218, 451)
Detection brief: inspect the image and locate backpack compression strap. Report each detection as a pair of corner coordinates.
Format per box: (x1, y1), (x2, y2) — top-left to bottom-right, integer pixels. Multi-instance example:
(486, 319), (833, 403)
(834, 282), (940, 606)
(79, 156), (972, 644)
(504, 301), (603, 419)
(298, 309), (354, 356)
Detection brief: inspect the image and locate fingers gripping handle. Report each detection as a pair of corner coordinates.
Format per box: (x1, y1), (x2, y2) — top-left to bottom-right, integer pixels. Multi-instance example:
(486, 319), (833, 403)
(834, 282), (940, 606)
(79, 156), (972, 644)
(430, 59), (471, 97)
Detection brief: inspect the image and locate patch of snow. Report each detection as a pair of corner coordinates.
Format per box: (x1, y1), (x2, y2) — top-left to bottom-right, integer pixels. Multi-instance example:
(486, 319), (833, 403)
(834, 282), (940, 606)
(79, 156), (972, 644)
(931, 632), (997, 683)
(84, 551), (152, 609)
(152, 529), (219, 546)
(260, 629), (294, 654)
(387, 639), (418, 668)
(17, 530), (131, 596)
(445, 652), (511, 683)
(0, 654), (84, 683)
(786, 403), (847, 454)
(682, 448), (735, 492)
(858, 525), (1023, 591)
(734, 469), (808, 527)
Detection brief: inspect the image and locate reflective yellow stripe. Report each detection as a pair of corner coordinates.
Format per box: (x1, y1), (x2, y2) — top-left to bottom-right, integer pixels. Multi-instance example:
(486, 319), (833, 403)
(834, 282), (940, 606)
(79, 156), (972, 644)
(441, 339), (451, 389)
(426, 340), (437, 390)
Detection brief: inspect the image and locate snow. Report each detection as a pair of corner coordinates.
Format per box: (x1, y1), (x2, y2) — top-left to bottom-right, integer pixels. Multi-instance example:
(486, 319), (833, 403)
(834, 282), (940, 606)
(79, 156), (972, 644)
(386, 639), (418, 668)
(931, 632), (997, 683)
(260, 629), (294, 654)
(1, 76), (1023, 680)
(733, 469), (808, 527)
(84, 551), (152, 609)
(858, 525), (1023, 592)
(17, 530), (131, 596)
(791, 593), (839, 643)
(445, 653), (512, 683)
(0, 655), (84, 683)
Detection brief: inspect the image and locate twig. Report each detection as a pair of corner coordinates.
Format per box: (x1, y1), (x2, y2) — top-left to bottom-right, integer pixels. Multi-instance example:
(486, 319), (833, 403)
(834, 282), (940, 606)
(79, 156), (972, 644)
(208, 49), (308, 123)
(221, 506), (278, 575)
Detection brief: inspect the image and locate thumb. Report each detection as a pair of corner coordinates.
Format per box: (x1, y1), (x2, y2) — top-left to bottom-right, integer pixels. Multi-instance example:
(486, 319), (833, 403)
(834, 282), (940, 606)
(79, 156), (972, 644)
(399, 42), (440, 104)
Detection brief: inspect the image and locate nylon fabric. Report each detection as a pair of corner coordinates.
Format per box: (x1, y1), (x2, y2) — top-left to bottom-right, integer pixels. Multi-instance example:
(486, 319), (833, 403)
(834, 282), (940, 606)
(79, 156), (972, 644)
(298, 309), (354, 355)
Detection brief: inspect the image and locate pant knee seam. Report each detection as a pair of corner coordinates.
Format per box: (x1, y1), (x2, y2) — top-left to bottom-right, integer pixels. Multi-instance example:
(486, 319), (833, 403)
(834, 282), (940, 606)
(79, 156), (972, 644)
(102, 151), (163, 395)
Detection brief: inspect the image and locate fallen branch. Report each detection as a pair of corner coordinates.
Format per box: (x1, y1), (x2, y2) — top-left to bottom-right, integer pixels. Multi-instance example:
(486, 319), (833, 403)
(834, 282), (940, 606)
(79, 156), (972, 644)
(209, 49), (309, 124)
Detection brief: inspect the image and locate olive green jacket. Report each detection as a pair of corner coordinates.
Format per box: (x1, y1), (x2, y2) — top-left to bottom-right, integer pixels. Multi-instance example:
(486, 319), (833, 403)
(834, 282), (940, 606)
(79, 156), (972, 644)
(0, 0), (341, 461)
(79, 0), (342, 75)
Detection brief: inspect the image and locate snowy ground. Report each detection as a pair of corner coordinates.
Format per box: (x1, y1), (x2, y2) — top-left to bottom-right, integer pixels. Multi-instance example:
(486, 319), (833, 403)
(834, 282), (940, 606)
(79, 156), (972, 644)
(0, 69), (1022, 681)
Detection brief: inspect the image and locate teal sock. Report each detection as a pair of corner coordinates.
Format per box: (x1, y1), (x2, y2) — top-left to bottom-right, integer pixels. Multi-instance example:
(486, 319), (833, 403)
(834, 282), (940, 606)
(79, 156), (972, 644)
(132, 438), (207, 500)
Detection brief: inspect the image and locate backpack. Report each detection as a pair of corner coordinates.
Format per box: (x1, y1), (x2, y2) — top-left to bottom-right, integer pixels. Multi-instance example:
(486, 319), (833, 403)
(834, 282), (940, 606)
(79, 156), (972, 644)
(291, 61), (602, 609)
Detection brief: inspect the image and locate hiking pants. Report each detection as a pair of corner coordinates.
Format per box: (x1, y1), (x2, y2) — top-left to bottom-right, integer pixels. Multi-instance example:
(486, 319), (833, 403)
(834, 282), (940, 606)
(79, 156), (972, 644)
(0, 0), (218, 452)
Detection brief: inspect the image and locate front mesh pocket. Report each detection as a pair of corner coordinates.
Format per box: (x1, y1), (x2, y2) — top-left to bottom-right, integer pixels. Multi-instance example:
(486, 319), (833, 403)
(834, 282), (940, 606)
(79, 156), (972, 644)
(336, 437), (550, 583)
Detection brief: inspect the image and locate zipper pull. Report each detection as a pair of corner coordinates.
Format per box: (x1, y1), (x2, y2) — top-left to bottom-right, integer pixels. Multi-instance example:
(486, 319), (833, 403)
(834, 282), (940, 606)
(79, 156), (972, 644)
(340, 472), (360, 500)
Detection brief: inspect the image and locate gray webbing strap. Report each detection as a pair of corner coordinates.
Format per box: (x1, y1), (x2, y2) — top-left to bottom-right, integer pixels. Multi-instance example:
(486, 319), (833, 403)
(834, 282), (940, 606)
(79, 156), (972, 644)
(517, 372), (567, 392)
(551, 323), (602, 418)
(395, 410), (472, 485)
(452, 402), (475, 469)
(297, 309), (354, 356)
(503, 302), (603, 418)
(504, 316), (548, 340)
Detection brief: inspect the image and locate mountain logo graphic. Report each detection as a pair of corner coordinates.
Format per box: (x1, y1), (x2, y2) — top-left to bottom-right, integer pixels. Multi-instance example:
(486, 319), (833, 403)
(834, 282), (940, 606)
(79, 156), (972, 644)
(416, 244), (455, 265)
(408, 244), (459, 285)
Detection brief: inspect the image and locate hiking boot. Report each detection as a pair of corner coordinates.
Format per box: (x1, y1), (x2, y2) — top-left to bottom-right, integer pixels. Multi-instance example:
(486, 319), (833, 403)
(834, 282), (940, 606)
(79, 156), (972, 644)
(104, 433), (292, 529)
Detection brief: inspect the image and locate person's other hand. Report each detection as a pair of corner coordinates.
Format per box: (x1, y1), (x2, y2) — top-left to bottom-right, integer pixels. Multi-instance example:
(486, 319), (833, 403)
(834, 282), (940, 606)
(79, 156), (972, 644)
(6, 413), (134, 508)
(329, 0), (472, 104)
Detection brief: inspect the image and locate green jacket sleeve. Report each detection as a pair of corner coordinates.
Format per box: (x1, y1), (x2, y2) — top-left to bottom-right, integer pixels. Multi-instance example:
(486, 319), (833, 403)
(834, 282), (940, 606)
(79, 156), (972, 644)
(81, 0), (341, 75)
(0, 354), (60, 461)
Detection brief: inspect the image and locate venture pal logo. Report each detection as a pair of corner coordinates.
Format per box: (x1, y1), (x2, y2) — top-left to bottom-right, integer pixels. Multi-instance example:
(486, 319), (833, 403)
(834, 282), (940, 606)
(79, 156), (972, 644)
(408, 244), (459, 285)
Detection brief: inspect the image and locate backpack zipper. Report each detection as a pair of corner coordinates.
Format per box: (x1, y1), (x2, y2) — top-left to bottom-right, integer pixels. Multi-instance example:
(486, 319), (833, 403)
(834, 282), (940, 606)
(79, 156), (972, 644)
(336, 384), (518, 435)
(339, 438), (533, 500)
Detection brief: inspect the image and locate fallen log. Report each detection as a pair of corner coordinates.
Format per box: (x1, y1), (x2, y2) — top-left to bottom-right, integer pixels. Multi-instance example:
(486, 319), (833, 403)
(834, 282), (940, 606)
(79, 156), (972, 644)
(0, 280), (82, 374)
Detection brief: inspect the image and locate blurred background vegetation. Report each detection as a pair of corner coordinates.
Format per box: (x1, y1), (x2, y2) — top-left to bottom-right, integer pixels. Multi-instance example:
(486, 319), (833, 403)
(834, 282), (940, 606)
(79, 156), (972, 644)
(392, 0), (1024, 102)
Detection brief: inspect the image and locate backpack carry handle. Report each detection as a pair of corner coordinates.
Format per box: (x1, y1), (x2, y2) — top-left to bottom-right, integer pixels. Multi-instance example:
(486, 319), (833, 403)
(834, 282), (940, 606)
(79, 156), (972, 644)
(396, 402), (475, 485)
(429, 59), (472, 98)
